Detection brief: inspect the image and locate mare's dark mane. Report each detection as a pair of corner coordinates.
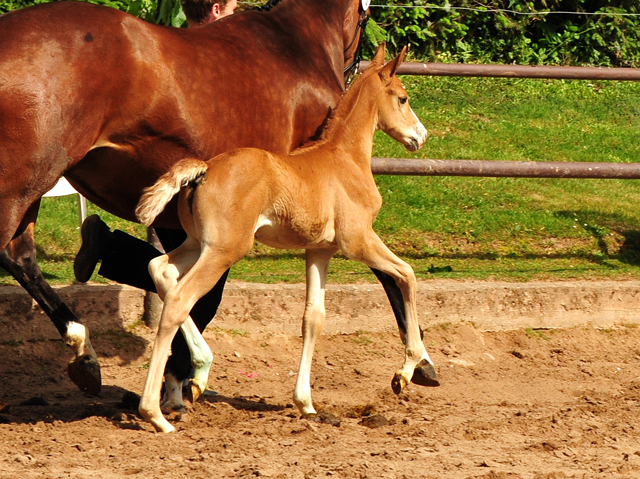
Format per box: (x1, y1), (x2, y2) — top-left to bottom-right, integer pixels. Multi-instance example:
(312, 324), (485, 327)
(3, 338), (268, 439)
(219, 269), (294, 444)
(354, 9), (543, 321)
(259, 0), (285, 11)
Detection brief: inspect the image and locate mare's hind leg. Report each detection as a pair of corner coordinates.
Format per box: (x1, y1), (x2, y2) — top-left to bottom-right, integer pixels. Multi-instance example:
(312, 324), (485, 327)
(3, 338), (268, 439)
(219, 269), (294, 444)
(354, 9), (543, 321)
(342, 231), (437, 394)
(370, 268), (438, 388)
(0, 200), (101, 394)
(293, 248), (337, 415)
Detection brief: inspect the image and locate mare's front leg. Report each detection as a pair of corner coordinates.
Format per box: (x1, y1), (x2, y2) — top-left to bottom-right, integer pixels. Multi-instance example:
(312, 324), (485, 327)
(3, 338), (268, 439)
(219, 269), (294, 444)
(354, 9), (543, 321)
(0, 200), (101, 394)
(343, 231), (437, 394)
(293, 248), (337, 415)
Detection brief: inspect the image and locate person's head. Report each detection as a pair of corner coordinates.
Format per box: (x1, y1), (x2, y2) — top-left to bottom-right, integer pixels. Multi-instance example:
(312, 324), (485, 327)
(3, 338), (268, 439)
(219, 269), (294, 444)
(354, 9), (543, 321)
(182, 0), (237, 27)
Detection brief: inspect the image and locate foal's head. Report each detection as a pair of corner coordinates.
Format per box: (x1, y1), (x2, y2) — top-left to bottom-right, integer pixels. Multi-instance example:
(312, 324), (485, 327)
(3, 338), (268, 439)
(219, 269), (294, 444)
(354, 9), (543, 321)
(369, 44), (428, 152)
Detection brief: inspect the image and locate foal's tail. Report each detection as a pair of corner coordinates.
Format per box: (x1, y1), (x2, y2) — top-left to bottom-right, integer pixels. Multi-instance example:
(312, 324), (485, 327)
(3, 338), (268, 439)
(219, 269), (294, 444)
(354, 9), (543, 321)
(135, 158), (208, 227)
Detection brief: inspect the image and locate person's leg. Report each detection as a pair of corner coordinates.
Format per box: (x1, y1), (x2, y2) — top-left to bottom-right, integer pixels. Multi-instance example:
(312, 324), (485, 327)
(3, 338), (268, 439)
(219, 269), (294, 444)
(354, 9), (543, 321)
(74, 215), (161, 291)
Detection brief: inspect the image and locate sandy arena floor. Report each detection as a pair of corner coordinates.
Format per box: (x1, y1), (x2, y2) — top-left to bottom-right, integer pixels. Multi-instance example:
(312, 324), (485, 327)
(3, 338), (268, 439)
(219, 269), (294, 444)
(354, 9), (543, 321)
(2, 317), (640, 478)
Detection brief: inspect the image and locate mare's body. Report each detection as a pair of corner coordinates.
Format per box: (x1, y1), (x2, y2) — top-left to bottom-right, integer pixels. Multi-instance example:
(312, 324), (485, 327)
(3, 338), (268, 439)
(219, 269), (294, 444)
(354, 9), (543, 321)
(0, 0), (369, 395)
(135, 45), (437, 433)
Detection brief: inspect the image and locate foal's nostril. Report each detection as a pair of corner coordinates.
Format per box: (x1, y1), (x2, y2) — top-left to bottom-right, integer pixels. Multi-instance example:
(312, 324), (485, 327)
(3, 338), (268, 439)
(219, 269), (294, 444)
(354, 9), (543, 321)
(405, 138), (420, 152)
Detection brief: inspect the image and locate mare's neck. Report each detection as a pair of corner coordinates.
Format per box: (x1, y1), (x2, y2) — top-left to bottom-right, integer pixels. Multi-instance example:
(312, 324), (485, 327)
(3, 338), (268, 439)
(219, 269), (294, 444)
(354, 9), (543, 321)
(272, 0), (357, 82)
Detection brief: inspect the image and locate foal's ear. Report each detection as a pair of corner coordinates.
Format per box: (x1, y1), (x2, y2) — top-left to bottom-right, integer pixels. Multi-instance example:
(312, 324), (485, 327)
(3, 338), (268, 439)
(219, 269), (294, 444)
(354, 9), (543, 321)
(369, 42), (387, 69)
(379, 45), (407, 85)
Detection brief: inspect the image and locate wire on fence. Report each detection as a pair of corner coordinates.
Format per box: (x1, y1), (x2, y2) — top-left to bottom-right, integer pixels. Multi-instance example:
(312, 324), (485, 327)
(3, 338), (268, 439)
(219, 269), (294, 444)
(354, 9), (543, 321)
(238, 2), (639, 17)
(369, 3), (640, 17)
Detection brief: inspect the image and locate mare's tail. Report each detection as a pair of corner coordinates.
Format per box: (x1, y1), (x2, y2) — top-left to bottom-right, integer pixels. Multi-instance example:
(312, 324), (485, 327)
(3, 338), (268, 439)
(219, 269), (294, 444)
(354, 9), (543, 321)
(135, 158), (208, 227)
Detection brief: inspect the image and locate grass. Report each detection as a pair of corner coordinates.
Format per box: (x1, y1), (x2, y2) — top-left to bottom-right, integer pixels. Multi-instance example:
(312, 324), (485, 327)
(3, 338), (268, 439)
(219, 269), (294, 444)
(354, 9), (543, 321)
(2, 76), (640, 285)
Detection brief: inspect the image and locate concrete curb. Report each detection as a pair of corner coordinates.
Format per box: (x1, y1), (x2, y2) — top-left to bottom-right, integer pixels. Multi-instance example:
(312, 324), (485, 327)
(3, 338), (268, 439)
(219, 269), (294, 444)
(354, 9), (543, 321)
(1, 280), (639, 339)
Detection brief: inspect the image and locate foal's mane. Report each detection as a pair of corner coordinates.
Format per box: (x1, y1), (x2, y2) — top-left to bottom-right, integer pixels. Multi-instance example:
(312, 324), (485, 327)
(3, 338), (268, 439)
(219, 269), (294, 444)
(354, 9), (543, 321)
(291, 64), (381, 155)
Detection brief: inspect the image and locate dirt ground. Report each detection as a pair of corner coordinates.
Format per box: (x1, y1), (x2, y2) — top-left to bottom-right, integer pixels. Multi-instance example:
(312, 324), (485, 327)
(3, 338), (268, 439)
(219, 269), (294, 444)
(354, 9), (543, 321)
(2, 315), (640, 479)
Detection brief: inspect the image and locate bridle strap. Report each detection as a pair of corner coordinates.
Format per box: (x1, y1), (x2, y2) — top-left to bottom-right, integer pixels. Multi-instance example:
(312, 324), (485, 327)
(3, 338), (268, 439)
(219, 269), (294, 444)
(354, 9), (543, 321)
(343, 7), (370, 88)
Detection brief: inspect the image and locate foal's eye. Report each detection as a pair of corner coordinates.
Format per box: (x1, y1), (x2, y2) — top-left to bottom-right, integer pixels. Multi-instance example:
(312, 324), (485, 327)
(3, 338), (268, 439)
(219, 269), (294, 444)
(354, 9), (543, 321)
(399, 97), (408, 105)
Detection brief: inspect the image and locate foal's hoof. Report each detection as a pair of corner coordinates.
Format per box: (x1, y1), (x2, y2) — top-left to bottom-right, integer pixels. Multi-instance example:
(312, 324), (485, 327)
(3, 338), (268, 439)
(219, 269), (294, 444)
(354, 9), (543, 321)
(391, 373), (408, 395)
(68, 354), (102, 395)
(411, 359), (440, 387)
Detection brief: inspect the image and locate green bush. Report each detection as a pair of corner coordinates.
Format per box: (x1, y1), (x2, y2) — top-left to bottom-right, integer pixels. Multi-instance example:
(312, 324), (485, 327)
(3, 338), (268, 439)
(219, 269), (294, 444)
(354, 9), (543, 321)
(368, 0), (640, 66)
(0, 0), (167, 25)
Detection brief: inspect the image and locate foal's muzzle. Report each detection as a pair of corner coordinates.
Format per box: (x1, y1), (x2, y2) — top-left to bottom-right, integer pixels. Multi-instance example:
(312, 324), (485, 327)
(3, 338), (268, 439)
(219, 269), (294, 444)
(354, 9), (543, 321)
(404, 124), (428, 152)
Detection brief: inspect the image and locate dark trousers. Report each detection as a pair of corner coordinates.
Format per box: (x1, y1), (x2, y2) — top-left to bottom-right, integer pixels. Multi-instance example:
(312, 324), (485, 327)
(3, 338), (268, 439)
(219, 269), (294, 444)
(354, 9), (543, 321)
(98, 229), (228, 381)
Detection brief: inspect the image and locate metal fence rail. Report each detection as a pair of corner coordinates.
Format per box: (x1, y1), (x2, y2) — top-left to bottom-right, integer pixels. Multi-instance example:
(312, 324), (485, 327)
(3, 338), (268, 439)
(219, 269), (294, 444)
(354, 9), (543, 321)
(362, 61), (640, 178)
(360, 61), (640, 81)
(371, 158), (640, 178)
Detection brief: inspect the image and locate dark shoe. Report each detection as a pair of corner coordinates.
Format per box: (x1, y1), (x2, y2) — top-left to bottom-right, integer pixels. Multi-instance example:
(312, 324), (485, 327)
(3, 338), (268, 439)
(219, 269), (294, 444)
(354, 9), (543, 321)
(74, 215), (110, 283)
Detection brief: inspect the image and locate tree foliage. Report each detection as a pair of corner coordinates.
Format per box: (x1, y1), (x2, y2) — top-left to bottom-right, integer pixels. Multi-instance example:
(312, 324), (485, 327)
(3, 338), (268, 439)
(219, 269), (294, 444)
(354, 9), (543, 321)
(0, 0), (171, 24)
(368, 1), (640, 66)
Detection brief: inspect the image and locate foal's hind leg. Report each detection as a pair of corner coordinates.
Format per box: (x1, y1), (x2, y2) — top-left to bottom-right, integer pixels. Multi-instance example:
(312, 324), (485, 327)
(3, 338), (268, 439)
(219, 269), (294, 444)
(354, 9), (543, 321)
(141, 245), (250, 433)
(342, 231), (436, 394)
(147, 239), (213, 412)
(293, 248), (337, 415)
(0, 200), (101, 394)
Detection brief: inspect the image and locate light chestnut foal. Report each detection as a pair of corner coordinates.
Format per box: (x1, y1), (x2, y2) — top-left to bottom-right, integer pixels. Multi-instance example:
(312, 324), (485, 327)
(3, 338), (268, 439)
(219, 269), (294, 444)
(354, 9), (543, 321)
(135, 44), (432, 433)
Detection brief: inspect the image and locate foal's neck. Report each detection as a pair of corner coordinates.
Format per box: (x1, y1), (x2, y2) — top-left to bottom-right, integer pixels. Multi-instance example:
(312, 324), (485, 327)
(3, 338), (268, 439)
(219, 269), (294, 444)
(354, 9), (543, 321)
(324, 75), (381, 166)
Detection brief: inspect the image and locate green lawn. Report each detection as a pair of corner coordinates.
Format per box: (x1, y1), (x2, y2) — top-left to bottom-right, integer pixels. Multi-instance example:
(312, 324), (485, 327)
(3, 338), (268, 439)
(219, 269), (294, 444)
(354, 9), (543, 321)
(3, 76), (640, 285)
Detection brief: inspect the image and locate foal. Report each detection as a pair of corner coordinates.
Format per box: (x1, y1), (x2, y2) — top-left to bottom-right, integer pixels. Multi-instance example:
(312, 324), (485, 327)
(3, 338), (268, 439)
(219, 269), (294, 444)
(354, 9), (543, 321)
(135, 43), (433, 433)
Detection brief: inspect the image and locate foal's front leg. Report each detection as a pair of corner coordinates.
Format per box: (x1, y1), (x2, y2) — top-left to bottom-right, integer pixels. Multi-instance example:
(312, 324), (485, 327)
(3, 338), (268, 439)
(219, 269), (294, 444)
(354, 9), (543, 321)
(343, 232), (436, 394)
(293, 248), (337, 415)
(370, 268), (438, 389)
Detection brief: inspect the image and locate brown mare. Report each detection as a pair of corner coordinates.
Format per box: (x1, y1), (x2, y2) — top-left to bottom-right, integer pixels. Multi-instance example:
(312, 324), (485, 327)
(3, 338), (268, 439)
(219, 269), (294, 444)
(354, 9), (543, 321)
(0, 0), (366, 395)
(0, 0), (439, 405)
(135, 44), (433, 433)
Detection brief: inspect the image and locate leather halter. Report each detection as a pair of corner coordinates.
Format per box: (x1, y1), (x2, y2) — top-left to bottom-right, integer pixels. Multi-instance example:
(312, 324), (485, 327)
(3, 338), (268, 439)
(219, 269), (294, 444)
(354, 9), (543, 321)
(343, 6), (370, 87)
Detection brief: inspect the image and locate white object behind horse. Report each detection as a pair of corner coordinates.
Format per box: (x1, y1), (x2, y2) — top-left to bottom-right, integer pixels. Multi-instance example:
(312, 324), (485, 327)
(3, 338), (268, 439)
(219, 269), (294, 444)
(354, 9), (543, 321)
(43, 178), (88, 228)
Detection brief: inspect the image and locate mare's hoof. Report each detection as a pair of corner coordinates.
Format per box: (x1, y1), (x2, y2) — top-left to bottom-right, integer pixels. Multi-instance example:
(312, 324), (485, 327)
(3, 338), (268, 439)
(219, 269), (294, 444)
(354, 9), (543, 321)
(161, 403), (187, 415)
(187, 382), (204, 404)
(391, 373), (408, 395)
(68, 354), (102, 395)
(411, 359), (440, 387)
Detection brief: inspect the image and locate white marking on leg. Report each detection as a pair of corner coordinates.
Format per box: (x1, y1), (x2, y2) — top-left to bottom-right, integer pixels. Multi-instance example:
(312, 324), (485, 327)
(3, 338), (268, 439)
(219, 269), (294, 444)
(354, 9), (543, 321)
(140, 245), (230, 433)
(64, 321), (97, 360)
(139, 327), (176, 433)
(180, 316), (212, 398)
(149, 247), (211, 403)
(293, 249), (335, 415)
(420, 349), (434, 366)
